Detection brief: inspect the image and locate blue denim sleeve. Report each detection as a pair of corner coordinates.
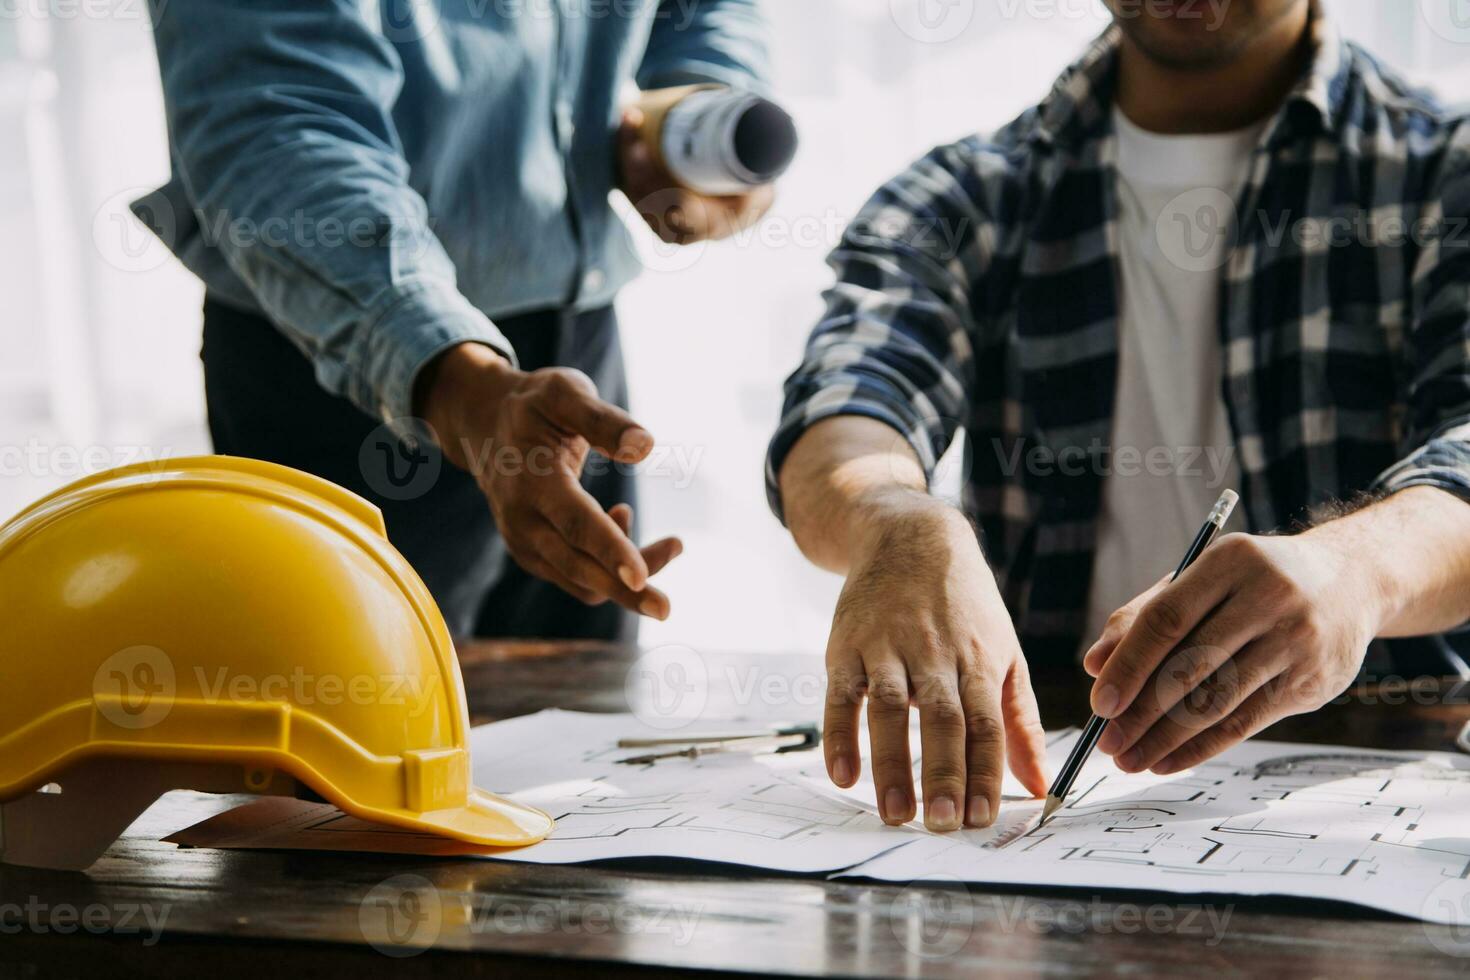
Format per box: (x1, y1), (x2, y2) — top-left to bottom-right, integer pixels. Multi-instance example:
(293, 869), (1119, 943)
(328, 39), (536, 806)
(637, 0), (771, 91)
(145, 0), (515, 436)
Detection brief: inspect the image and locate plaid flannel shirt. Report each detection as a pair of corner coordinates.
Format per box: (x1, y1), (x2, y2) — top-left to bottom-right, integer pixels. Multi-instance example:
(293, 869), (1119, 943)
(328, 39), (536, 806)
(767, 16), (1470, 673)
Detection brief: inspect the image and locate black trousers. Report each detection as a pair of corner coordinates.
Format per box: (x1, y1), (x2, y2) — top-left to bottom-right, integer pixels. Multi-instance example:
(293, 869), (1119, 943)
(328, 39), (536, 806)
(202, 297), (636, 642)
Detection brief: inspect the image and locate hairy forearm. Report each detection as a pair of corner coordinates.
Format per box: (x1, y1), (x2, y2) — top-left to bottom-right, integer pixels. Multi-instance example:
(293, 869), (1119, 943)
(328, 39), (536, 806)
(1308, 486), (1470, 638)
(778, 416), (955, 574)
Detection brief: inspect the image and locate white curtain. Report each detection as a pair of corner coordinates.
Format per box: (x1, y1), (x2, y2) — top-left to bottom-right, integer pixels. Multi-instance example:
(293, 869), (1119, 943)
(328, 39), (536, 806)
(1, 1), (1464, 654)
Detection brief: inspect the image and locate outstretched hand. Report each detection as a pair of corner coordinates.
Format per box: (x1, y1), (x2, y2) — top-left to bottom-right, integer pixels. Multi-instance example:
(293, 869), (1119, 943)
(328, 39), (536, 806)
(822, 495), (1050, 831)
(419, 342), (683, 619)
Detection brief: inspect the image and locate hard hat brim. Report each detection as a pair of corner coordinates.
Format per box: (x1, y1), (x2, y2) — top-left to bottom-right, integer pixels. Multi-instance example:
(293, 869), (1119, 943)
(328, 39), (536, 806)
(348, 787), (555, 848)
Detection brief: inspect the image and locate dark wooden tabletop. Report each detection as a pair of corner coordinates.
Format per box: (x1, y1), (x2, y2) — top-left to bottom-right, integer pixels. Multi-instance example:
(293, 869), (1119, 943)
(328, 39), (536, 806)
(5, 641), (1470, 978)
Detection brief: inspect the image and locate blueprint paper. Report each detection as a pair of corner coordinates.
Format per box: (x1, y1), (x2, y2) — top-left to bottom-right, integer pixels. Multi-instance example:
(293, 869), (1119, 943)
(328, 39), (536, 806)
(168, 709), (917, 872)
(466, 709), (917, 870)
(834, 730), (1470, 925)
(166, 710), (1470, 923)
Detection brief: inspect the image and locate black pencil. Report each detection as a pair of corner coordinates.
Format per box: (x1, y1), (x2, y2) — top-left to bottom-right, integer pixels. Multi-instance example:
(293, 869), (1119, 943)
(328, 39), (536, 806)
(1039, 489), (1239, 826)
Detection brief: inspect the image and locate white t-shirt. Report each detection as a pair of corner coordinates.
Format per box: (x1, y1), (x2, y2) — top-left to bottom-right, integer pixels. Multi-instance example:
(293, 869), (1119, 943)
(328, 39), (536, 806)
(1081, 107), (1260, 650)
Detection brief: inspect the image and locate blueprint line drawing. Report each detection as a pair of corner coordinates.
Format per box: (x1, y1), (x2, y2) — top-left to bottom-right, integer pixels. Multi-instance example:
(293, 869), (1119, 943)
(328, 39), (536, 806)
(167, 710), (1470, 924)
(461, 709), (917, 870)
(837, 735), (1470, 924)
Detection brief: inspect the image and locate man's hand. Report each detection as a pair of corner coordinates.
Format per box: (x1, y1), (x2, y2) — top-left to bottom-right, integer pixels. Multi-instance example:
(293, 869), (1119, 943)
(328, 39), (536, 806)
(777, 416), (1049, 833)
(418, 342), (682, 619)
(617, 104), (774, 245)
(1082, 486), (1470, 775)
(824, 495), (1050, 831)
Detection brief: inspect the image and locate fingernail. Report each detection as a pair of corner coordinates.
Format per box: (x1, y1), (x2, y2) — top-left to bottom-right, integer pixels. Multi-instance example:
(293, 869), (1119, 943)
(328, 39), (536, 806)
(1097, 727), (1122, 755)
(1093, 684), (1120, 718)
(618, 430), (654, 461)
(638, 596), (665, 620)
(883, 788), (907, 825)
(1118, 748), (1141, 771)
(926, 796), (959, 831)
(832, 757), (853, 786)
(966, 796), (992, 827)
(618, 565), (639, 590)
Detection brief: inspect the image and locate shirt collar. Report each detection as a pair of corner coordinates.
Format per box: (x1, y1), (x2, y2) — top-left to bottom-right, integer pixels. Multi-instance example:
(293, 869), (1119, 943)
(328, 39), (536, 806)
(1031, 4), (1352, 152)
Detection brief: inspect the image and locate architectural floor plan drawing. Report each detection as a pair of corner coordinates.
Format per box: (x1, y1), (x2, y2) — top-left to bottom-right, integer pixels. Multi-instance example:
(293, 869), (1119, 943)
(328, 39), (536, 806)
(169, 711), (1470, 923)
(836, 732), (1470, 924)
(462, 709), (916, 869)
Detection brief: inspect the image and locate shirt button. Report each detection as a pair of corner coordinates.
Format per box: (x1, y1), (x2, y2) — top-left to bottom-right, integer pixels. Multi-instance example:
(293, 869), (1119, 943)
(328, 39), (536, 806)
(583, 268), (606, 293)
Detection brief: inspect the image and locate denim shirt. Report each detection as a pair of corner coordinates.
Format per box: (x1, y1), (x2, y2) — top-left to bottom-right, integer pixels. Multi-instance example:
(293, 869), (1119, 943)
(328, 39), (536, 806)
(137, 0), (769, 432)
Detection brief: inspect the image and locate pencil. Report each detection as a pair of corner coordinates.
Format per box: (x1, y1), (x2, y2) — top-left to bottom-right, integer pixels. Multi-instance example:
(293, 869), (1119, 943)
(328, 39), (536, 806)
(1040, 489), (1239, 826)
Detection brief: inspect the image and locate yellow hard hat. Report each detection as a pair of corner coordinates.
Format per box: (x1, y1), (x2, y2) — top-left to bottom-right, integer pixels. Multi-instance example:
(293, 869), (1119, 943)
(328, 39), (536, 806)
(0, 455), (552, 869)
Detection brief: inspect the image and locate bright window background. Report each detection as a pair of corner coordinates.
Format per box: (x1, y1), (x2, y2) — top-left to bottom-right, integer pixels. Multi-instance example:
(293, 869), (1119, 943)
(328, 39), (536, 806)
(1, 1), (1466, 655)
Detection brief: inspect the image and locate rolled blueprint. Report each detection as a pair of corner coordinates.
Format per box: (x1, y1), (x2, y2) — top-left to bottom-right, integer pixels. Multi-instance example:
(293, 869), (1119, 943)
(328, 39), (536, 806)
(638, 85), (799, 197)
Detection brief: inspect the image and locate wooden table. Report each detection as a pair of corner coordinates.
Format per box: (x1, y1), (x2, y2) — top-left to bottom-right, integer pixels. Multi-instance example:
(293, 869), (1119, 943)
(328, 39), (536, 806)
(5, 642), (1470, 977)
